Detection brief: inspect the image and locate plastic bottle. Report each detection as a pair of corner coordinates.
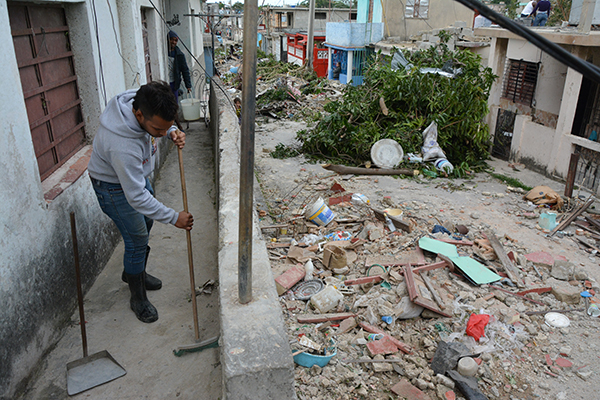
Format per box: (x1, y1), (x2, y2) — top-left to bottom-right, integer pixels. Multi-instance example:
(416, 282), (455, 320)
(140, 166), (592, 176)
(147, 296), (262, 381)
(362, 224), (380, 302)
(304, 260), (314, 281)
(434, 158), (454, 174)
(367, 333), (384, 341)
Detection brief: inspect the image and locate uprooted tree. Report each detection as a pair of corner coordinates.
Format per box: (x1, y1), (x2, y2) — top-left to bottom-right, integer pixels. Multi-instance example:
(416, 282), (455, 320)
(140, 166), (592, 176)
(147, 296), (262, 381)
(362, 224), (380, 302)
(296, 34), (497, 174)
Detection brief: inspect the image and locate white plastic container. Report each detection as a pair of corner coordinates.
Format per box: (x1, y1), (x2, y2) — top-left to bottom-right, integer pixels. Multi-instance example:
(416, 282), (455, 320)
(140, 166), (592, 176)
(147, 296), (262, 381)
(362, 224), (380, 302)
(305, 197), (335, 226)
(310, 285), (343, 313)
(181, 98), (201, 121)
(457, 357), (478, 377)
(434, 158), (454, 174)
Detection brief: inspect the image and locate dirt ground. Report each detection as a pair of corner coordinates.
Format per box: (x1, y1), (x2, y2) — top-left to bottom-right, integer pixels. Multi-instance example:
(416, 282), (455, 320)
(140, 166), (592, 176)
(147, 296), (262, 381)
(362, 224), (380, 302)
(253, 117), (600, 400)
(17, 122), (222, 400)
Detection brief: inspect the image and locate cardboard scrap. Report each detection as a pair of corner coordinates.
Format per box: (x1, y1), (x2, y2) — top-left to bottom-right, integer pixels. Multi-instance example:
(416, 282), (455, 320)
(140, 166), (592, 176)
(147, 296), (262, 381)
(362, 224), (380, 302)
(524, 186), (564, 210)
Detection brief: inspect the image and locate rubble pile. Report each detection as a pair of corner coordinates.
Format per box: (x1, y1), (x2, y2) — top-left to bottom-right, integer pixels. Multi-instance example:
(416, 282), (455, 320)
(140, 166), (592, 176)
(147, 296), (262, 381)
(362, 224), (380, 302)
(220, 54), (344, 121)
(260, 173), (600, 400)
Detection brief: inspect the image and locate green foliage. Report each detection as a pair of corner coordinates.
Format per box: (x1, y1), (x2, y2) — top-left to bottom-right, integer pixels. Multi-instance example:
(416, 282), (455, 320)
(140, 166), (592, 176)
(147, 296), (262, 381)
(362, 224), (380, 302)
(488, 172), (533, 191)
(270, 143), (301, 159)
(232, 2), (244, 11)
(548, 0), (572, 25)
(296, 45), (497, 170)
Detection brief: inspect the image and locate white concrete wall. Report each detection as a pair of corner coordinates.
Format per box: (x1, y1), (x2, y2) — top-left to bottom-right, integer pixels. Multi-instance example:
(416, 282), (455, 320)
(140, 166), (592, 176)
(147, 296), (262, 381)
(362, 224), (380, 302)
(0, 0), (182, 397)
(536, 52), (568, 115)
(511, 116), (556, 169)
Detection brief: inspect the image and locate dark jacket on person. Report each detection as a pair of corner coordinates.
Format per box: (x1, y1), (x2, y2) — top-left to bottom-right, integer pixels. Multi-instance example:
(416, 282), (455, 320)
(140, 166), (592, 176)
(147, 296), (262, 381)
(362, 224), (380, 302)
(532, 0), (551, 14)
(169, 46), (192, 91)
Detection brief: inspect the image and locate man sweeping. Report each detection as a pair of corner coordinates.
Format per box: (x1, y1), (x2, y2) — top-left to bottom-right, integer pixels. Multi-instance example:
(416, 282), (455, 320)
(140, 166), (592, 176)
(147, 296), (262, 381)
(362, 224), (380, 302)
(88, 81), (194, 323)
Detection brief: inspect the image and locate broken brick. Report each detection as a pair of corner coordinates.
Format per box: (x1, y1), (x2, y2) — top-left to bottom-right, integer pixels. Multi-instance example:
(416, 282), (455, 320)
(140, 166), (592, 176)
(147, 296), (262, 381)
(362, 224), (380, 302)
(545, 354), (553, 366)
(275, 265), (305, 296)
(390, 379), (431, 400)
(367, 335), (399, 356)
(524, 251), (567, 267)
(445, 391), (456, 400)
(555, 358), (573, 369)
(336, 316), (357, 334)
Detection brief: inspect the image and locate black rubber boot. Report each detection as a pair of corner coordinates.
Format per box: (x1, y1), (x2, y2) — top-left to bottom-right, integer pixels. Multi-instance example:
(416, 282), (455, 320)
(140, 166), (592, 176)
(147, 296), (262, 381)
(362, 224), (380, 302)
(126, 271), (158, 323)
(122, 246), (162, 290)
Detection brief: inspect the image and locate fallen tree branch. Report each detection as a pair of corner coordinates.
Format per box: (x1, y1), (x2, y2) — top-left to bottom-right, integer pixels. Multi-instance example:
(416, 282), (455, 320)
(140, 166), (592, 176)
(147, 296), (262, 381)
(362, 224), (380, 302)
(322, 164), (418, 176)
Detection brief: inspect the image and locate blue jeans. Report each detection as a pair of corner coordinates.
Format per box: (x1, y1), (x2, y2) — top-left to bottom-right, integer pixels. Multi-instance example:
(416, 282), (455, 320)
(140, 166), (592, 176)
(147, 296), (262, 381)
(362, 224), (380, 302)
(533, 12), (548, 26)
(91, 177), (154, 274)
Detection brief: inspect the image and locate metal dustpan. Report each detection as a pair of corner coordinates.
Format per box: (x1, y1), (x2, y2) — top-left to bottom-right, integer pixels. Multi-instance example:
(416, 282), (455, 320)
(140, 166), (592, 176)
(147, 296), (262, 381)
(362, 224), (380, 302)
(67, 350), (126, 395)
(67, 212), (126, 396)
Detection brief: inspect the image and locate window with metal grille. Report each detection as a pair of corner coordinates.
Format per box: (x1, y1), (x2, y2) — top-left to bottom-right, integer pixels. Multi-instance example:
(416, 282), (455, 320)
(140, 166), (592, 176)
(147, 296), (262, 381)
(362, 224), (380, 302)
(9, 3), (86, 181)
(502, 59), (539, 106)
(405, 0), (429, 19)
(315, 12), (326, 19)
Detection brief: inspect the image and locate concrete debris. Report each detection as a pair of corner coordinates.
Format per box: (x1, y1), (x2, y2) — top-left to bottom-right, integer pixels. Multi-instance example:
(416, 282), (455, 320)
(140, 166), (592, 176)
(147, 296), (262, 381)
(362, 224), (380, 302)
(254, 123), (598, 399)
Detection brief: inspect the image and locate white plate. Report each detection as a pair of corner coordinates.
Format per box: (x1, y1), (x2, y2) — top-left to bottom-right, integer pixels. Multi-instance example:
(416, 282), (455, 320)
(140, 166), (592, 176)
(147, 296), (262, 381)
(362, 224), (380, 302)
(544, 312), (570, 328)
(371, 139), (404, 169)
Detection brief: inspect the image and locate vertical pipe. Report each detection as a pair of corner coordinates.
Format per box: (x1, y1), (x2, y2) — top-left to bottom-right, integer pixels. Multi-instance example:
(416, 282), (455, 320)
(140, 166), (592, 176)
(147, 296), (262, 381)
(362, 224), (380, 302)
(306, 0), (316, 69)
(239, 0), (258, 304)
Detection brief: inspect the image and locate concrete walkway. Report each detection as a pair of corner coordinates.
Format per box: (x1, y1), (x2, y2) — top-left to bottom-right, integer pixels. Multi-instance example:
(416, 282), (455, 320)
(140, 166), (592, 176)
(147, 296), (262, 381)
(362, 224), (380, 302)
(18, 122), (222, 399)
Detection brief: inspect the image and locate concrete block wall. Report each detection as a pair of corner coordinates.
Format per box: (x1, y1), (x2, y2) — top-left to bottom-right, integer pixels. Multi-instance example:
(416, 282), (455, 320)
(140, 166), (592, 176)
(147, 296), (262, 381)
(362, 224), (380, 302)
(209, 78), (297, 400)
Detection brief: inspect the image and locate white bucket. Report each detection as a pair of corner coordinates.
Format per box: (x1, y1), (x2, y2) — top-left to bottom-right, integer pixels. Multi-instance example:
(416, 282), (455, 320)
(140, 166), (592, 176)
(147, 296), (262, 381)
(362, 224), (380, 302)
(305, 197), (335, 226)
(180, 98), (201, 121)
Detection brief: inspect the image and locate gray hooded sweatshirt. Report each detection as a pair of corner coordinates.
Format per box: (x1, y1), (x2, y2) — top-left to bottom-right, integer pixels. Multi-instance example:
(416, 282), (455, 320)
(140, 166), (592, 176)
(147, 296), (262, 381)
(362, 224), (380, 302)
(88, 89), (178, 225)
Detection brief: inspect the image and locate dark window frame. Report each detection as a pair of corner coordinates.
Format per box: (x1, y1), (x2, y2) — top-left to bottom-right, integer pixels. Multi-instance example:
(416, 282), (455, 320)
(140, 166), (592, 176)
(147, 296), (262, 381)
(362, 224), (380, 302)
(502, 59), (540, 106)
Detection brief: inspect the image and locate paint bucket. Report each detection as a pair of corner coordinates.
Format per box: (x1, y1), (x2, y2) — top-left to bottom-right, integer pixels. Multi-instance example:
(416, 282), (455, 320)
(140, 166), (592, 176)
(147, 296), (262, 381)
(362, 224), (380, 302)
(305, 197), (335, 226)
(180, 98), (201, 121)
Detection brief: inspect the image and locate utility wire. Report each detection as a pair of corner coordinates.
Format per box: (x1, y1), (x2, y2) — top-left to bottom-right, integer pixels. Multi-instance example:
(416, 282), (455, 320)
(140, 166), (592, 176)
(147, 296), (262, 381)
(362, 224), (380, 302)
(106, 0), (142, 87)
(90, 0), (107, 106)
(454, 0), (600, 84)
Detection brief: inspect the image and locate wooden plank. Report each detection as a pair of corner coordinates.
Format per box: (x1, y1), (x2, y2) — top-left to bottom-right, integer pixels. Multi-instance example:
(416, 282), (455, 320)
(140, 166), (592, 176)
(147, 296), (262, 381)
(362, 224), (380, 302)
(343, 275), (384, 286)
(411, 261), (449, 274)
(573, 236), (600, 253)
(403, 266), (452, 317)
(573, 222), (600, 239)
(517, 287), (552, 296)
(584, 216), (600, 232)
(437, 238), (474, 246)
(296, 312), (357, 323)
(488, 285), (545, 306)
(420, 271), (445, 309)
(486, 231), (525, 288)
(550, 196), (595, 236)
(564, 153), (580, 198)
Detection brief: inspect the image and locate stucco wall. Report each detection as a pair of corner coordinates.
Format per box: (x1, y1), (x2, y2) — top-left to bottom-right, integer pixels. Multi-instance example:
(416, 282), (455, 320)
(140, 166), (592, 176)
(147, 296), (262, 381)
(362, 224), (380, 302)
(381, 0), (474, 40)
(0, 0), (178, 398)
(511, 116), (556, 172)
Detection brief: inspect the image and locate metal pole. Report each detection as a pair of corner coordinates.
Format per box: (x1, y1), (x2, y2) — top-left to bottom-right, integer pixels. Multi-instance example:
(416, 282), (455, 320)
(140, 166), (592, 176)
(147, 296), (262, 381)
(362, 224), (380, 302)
(211, 20), (216, 76)
(238, 0), (258, 304)
(306, 0), (316, 69)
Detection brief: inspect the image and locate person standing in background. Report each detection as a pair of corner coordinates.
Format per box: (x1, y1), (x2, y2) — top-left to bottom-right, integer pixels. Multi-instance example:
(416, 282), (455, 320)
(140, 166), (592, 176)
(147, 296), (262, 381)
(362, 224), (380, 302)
(532, 0), (551, 26)
(168, 30), (192, 102)
(521, 0), (537, 17)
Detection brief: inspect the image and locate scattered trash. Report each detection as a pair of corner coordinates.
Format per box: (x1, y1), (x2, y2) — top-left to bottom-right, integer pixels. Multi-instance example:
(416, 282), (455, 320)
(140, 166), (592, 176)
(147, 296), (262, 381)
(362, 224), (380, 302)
(466, 313), (490, 341)
(371, 139), (404, 169)
(544, 312), (570, 328)
(305, 197), (335, 226)
(292, 279), (324, 301)
(421, 122), (447, 162)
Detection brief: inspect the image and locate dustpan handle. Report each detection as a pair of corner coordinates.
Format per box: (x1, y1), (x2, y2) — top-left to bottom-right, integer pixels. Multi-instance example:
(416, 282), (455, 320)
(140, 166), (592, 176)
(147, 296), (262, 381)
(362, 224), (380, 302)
(70, 212), (88, 358)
